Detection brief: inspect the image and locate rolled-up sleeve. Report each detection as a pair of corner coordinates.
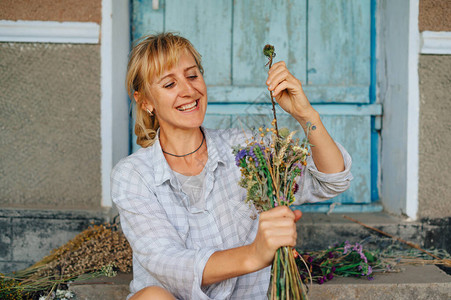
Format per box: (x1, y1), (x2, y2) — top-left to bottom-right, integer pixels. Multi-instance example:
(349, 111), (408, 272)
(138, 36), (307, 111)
(111, 162), (218, 299)
(294, 142), (353, 204)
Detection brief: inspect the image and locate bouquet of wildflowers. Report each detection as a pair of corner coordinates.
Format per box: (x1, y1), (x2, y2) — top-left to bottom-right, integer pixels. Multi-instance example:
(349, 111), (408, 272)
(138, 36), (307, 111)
(232, 45), (312, 300)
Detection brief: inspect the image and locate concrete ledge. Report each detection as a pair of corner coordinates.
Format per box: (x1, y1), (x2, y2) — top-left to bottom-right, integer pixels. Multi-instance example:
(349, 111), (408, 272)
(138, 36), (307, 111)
(296, 213), (451, 254)
(70, 273), (130, 300)
(69, 265), (450, 300)
(308, 265), (451, 300)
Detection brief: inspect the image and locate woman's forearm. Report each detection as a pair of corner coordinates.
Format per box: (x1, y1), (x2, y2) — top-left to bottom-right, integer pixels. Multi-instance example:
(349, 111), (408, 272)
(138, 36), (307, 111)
(294, 109), (345, 174)
(201, 244), (263, 286)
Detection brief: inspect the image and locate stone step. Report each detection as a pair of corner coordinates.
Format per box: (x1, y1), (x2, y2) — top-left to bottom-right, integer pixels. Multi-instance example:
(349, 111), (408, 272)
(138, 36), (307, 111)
(69, 265), (451, 300)
(296, 213), (450, 254)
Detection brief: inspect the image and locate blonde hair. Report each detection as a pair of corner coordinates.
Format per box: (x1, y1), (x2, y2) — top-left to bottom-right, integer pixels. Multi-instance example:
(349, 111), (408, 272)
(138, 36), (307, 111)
(126, 33), (203, 148)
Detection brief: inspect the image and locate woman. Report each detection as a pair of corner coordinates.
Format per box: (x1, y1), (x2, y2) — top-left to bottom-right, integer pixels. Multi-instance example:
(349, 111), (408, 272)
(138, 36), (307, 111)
(111, 33), (352, 300)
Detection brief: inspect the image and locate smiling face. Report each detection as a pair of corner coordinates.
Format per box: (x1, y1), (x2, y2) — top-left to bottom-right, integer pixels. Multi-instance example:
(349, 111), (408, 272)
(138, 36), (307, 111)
(141, 49), (207, 134)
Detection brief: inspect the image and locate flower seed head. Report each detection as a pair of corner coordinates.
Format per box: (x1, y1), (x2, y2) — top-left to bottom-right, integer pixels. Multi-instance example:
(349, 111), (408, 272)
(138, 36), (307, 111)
(263, 44), (275, 58)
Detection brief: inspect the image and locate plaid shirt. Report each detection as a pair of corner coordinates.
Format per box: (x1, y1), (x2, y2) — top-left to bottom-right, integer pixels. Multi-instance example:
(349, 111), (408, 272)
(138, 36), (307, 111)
(111, 128), (352, 300)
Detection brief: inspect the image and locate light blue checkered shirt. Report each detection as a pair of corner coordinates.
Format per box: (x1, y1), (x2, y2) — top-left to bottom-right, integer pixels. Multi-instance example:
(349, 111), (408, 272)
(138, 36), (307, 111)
(111, 128), (352, 299)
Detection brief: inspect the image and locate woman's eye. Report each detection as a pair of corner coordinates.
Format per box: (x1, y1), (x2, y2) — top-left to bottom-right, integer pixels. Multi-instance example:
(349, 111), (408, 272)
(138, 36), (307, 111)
(164, 82), (175, 88)
(188, 75), (198, 79)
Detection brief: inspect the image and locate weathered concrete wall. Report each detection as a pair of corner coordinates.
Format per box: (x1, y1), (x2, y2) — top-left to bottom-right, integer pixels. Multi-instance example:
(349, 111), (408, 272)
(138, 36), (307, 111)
(0, 0), (101, 23)
(0, 209), (109, 274)
(0, 43), (101, 209)
(418, 55), (451, 219)
(419, 0), (451, 32)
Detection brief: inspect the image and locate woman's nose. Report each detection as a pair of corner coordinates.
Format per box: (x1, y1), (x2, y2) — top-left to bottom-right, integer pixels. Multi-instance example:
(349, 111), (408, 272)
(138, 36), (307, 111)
(179, 79), (195, 97)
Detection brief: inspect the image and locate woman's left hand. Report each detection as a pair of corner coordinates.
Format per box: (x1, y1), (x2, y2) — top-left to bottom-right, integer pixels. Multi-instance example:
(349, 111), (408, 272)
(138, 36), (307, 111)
(266, 61), (316, 123)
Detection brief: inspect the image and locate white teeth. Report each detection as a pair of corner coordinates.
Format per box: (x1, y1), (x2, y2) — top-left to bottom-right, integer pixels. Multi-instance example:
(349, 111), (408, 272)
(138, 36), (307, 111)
(177, 100), (197, 111)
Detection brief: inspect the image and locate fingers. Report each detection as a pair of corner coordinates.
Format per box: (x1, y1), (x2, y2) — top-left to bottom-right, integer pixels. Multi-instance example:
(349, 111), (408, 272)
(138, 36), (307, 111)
(259, 206), (298, 247)
(260, 205), (295, 220)
(266, 61), (301, 97)
(258, 222), (297, 250)
(266, 62), (290, 88)
(293, 210), (303, 222)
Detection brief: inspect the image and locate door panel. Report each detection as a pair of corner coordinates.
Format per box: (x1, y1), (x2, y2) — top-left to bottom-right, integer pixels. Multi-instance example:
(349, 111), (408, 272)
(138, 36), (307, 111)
(308, 0), (371, 93)
(232, 0), (307, 86)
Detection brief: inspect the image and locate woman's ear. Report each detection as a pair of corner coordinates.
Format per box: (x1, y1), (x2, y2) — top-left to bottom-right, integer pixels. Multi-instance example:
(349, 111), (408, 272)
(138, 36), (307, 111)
(135, 91), (154, 112)
(133, 91), (140, 103)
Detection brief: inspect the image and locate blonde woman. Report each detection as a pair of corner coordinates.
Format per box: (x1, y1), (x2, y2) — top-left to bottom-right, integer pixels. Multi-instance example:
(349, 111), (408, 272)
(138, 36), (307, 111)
(111, 33), (352, 300)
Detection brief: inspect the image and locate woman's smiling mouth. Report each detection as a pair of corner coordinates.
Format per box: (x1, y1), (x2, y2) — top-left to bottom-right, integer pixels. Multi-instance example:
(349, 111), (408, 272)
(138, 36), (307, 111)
(176, 100), (198, 112)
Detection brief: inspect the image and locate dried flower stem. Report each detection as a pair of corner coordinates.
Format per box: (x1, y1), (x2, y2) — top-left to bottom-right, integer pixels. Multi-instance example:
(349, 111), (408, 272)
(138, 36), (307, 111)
(264, 44), (279, 137)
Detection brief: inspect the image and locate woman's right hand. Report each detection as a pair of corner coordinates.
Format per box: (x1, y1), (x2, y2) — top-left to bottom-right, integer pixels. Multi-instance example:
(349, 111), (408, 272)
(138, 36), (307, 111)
(202, 206), (302, 286)
(249, 206), (302, 270)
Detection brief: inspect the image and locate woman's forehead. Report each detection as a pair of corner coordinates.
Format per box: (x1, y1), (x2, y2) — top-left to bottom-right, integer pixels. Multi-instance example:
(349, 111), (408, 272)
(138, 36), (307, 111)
(153, 50), (197, 80)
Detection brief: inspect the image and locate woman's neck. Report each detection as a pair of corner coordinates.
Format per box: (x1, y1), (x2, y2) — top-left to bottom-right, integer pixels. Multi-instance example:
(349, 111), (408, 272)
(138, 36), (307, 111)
(159, 127), (208, 176)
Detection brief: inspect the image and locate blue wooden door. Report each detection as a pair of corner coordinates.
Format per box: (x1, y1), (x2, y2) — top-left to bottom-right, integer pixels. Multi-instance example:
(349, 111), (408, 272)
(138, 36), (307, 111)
(131, 0), (381, 212)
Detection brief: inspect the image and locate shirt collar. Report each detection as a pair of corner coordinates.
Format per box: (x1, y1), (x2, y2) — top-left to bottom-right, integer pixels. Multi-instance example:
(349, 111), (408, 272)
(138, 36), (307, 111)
(203, 128), (228, 169)
(149, 131), (173, 187)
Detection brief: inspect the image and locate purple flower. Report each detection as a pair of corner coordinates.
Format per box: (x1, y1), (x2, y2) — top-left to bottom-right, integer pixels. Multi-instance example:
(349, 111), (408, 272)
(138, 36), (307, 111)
(249, 147), (259, 167)
(293, 162), (303, 170)
(307, 256), (313, 263)
(318, 277), (324, 284)
(235, 149), (247, 166)
(331, 266), (336, 273)
(326, 273), (334, 280)
(367, 276), (374, 281)
(279, 194), (290, 205)
(292, 182), (299, 194)
(361, 253), (368, 263)
(343, 241), (352, 254)
(352, 243), (368, 263)
(352, 243), (362, 253)
(367, 265), (372, 275)
(327, 251), (334, 259)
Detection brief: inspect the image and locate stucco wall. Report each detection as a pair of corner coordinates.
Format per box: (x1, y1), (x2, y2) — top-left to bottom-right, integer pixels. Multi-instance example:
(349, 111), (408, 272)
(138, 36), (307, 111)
(417, 0), (451, 219)
(419, 0), (451, 32)
(0, 0), (101, 23)
(0, 43), (101, 209)
(418, 55), (451, 219)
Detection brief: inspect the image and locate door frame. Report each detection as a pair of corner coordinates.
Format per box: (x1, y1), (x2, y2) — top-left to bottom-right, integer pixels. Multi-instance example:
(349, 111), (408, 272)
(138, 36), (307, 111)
(377, 0), (420, 219)
(104, 0), (421, 219)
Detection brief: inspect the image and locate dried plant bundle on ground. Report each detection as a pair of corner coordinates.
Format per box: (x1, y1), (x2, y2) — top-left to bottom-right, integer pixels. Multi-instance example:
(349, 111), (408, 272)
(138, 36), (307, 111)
(0, 223), (132, 300)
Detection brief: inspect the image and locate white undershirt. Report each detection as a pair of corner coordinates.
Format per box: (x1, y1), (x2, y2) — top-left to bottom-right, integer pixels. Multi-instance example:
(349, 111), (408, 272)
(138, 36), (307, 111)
(174, 168), (207, 211)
